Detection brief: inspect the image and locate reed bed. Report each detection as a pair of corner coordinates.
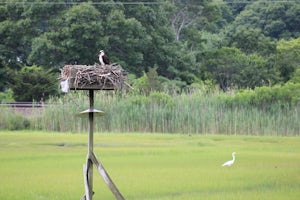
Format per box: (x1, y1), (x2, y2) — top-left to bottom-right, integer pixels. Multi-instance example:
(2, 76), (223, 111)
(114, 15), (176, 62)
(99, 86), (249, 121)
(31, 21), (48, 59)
(1, 90), (299, 135)
(15, 90), (299, 136)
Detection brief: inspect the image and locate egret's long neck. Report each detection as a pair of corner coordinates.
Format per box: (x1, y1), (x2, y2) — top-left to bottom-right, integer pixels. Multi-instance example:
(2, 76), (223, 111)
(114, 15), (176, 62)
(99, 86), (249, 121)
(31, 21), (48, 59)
(232, 154), (235, 161)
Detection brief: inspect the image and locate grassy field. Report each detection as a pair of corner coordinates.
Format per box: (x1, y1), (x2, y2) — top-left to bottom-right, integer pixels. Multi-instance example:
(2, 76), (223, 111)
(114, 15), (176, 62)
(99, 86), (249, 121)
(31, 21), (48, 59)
(0, 131), (299, 200)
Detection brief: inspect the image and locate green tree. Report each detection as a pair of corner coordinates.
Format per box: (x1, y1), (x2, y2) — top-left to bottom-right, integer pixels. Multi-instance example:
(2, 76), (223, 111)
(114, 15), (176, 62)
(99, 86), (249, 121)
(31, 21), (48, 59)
(202, 47), (276, 90)
(146, 65), (161, 92)
(0, 0), (65, 66)
(167, 0), (220, 41)
(225, 1), (300, 40)
(289, 69), (300, 84)
(132, 66), (161, 94)
(237, 53), (277, 88)
(104, 8), (150, 75)
(9, 65), (58, 102)
(0, 16), (25, 67)
(229, 27), (276, 56)
(224, 0), (251, 18)
(0, 88), (14, 103)
(0, 59), (8, 91)
(28, 3), (104, 67)
(202, 47), (243, 91)
(0, 0), (226, 91)
(274, 37), (300, 82)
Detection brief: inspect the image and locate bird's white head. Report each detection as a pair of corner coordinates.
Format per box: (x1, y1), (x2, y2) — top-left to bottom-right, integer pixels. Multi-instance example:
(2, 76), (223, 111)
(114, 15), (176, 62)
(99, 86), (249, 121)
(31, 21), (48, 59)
(99, 50), (104, 55)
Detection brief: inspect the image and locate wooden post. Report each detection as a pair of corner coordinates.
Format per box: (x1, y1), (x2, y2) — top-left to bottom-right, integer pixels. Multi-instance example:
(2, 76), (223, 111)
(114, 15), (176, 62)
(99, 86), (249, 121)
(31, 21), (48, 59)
(79, 89), (124, 200)
(88, 89), (94, 200)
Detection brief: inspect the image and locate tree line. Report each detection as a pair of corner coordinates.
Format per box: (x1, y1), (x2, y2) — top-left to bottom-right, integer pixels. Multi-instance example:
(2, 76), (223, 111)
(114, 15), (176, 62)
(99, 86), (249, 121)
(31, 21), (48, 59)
(0, 0), (299, 102)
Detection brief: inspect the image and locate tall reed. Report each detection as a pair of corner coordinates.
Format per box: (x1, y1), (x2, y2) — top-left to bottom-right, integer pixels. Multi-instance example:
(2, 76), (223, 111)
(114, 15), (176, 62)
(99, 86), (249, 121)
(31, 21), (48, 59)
(2, 90), (300, 136)
(0, 107), (30, 130)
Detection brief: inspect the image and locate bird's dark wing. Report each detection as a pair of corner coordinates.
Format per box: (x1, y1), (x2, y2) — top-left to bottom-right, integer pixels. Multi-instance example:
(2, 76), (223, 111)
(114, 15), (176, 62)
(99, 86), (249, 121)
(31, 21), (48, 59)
(103, 55), (110, 65)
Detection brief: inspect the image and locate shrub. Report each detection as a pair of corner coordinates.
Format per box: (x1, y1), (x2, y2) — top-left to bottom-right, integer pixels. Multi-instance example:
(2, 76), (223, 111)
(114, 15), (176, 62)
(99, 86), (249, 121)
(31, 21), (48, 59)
(0, 109), (30, 130)
(0, 88), (14, 103)
(223, 83), (300, 109)
(149, 92), (175, 108)
(9, 65), (59, 102)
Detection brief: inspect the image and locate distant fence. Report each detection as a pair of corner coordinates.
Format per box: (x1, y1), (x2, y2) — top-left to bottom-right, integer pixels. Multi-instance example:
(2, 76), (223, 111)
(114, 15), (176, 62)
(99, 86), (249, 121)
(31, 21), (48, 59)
(0, 102), (45, 108)
(0, 102), (46, 116)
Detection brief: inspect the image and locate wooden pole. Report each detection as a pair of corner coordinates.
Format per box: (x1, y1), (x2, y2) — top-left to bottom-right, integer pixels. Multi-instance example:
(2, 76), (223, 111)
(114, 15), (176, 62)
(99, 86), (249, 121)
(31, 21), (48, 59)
(80, 89), (124, 200)
(88, 89), (94, 200)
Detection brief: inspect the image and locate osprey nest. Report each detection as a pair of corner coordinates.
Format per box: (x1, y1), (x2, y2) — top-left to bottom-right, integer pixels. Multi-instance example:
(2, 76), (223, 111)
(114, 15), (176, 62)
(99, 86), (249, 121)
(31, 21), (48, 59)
(60, 63), (129, 91)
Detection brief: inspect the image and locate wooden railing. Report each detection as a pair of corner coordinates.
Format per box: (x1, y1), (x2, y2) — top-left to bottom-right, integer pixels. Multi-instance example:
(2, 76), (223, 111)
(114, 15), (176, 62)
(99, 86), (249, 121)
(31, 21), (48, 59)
(0, 102), (47, 116)
(0, 102), (45, 108)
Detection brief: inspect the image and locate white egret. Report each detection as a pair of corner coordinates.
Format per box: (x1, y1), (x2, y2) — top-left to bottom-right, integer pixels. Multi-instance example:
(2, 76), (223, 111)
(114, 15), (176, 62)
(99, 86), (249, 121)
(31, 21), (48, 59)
(222, 152), (236, 167)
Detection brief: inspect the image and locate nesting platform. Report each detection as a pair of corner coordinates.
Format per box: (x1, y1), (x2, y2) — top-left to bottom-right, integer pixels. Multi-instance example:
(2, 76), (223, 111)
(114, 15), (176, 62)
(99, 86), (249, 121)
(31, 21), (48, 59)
(60, 64), (128, 90)
(59, 63), (127, 199)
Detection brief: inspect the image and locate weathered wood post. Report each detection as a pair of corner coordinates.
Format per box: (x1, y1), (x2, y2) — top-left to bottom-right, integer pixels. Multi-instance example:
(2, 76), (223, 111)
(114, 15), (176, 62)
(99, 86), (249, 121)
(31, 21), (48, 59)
(60, 64), (127, 200)
(80, 89), (105, 200)
(88, 89), (94, 199)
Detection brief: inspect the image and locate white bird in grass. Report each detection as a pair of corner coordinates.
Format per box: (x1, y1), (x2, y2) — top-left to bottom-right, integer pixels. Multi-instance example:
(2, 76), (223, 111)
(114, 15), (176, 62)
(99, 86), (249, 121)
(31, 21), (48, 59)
(222, 152), (236, 167)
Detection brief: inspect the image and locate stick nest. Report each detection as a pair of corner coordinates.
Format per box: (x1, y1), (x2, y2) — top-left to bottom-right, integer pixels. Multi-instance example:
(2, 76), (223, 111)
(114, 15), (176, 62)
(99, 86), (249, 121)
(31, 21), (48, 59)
(60, 63), (129, 90)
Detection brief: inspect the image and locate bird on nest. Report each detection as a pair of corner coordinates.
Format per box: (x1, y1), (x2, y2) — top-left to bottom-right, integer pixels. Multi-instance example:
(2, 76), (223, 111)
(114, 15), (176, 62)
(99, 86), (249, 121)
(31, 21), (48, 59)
(98, 50), (110, 66)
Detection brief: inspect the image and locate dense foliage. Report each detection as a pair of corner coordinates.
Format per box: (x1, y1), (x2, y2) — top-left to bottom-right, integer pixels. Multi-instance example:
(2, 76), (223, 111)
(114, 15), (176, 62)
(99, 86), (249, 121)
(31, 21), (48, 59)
(0, 0), (300, 101)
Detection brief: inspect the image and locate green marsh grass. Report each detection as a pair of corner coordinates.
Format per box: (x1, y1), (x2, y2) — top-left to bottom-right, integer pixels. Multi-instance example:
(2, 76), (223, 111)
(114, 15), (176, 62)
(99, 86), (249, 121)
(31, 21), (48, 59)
(0, 131), (299, 199)
(27, 91), (300, 136)
(1, 90), (299, 135)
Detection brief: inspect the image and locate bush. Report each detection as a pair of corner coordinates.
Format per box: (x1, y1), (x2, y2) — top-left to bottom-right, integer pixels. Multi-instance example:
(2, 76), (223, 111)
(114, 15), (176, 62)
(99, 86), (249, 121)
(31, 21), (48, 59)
(9, 65), (59, 102)
(223, 83), (300, 109)
(0, 88), (14, 103)
(0, 109), (30, 130)
(149, 92), (175, 108)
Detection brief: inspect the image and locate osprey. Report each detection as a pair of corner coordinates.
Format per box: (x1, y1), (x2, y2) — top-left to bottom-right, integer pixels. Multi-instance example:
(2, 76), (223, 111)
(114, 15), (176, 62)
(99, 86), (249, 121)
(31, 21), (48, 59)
(98, 50), (110, 65)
